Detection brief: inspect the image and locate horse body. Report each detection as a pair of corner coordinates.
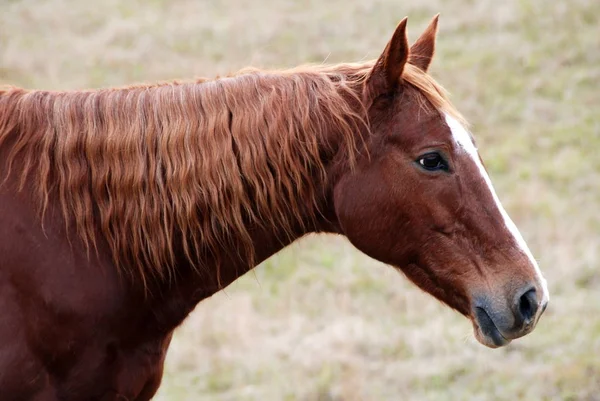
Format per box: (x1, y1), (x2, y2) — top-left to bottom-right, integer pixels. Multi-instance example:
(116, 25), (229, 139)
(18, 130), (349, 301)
(0, 174), (166, 399)
(0, 158), (319, 400)
(0, 16), (549, 400)
(0, 78), (341, 399)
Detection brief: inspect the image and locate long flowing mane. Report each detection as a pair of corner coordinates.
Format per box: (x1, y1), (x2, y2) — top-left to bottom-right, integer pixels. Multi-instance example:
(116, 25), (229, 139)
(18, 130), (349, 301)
(0, 61), (461, 286)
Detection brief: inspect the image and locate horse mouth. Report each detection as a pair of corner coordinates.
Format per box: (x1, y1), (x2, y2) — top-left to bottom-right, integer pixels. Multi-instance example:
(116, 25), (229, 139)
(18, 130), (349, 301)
(472, 307), (511, 348)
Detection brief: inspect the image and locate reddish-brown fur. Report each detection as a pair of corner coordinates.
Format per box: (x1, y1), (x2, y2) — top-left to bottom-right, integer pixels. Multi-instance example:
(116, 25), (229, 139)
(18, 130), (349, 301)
(0, 16), (547, 400)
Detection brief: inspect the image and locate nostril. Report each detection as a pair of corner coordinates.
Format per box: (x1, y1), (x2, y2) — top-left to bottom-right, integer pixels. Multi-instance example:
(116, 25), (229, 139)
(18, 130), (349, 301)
(518, 288), (538, 324)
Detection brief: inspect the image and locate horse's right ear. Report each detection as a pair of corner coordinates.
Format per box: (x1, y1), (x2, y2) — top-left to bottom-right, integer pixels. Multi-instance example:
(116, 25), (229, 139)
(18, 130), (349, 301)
(364, 18), (409, 103)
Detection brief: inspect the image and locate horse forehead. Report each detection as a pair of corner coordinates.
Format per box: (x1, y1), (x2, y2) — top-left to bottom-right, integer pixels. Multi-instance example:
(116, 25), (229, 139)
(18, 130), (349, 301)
(444, 113), (477, 156)
(390, 108), (452, 144)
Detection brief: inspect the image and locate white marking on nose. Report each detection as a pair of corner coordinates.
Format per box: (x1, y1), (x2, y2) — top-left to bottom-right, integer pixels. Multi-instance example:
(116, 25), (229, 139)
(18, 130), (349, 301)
(444, 114), (549, 304)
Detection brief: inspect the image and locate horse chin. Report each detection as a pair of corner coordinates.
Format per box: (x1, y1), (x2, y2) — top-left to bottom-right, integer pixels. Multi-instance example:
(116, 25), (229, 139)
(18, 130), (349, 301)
(471, 315), (512, 349)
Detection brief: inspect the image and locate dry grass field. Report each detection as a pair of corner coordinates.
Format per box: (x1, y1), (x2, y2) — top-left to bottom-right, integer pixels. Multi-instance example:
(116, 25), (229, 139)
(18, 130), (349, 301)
(1, 0), (599, 400)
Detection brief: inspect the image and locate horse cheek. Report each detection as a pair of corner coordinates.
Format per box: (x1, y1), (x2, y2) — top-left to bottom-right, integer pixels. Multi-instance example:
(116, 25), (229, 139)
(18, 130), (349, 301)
(333, 173), (406, 265)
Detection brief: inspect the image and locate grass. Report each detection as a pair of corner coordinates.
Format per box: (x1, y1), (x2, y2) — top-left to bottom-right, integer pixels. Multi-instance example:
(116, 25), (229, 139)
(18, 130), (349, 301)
(1, 0), (599, 399)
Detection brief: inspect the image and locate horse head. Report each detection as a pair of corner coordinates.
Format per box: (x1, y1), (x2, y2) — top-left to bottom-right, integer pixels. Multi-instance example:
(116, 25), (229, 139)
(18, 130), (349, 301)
(333, 16), (549, 347)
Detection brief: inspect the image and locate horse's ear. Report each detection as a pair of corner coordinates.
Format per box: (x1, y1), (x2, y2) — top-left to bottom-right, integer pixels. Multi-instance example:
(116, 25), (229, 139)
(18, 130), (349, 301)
(364, 18), (409, 101)
(408, 14), (439, 72)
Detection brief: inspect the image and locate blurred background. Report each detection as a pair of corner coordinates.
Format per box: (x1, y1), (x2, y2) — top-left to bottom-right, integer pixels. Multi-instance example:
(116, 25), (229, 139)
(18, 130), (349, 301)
(1, 0), (598, 400)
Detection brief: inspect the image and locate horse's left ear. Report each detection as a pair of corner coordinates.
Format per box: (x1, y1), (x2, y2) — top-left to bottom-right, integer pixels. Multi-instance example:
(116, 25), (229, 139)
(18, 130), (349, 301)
(408, 14), (440, 72)
(364, 17), (409, 102)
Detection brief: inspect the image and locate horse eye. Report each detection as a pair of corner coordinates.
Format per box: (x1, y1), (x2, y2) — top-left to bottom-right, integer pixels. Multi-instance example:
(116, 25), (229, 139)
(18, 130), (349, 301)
(417, 152), (449, 172)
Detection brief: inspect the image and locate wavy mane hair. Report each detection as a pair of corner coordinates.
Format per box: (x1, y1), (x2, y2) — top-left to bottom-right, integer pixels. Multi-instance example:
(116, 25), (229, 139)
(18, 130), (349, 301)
(0, 61), (461, 286)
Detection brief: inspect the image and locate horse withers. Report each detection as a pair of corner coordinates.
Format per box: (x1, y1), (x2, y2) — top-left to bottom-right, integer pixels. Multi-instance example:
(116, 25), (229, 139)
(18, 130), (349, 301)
(0, 15), (548, 400)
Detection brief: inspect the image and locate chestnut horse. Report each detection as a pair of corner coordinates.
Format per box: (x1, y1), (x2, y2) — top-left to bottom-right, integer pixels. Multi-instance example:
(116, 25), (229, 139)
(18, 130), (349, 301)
(0, 16), (548, 400)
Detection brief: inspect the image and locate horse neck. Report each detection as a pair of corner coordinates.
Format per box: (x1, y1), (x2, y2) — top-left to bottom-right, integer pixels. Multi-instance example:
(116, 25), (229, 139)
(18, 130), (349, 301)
(0, 68), (368, 305)
(144, 88), (368, 335)
(185, 72), (366, 276)
(153, 68), (368, 308)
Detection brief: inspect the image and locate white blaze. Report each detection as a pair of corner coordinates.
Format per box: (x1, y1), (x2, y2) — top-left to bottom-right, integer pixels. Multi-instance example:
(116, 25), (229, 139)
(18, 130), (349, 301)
(444, 114), (549, 304)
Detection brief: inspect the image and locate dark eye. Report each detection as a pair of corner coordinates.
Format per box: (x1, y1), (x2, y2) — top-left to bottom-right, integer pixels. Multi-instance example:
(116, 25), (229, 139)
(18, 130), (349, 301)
(417, 152), (449, 172)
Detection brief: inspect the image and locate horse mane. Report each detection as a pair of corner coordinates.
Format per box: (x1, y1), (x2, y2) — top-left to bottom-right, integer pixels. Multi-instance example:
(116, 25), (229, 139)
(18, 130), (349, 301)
(0, 60), (462, 287)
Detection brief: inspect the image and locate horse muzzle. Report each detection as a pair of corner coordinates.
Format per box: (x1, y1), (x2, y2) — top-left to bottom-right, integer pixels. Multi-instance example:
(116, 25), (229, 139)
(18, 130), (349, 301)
(471, 285), (548, 348)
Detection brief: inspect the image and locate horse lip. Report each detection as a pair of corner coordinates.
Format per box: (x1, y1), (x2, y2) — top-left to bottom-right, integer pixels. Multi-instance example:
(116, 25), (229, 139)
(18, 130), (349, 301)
(473, 306), (511, 348)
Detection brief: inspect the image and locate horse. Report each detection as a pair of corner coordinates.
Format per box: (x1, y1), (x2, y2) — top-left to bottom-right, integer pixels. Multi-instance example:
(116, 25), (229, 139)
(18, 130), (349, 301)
(0, 15), (548, 400)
